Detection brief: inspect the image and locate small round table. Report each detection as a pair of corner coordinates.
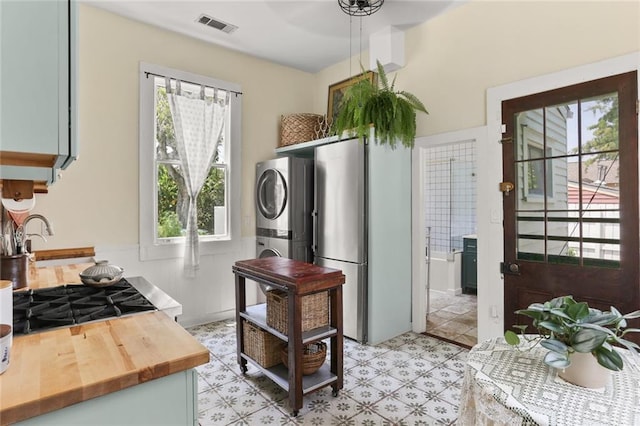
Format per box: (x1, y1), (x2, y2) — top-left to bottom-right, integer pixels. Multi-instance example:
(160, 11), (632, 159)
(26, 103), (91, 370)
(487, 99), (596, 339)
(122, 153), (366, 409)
(457, 337), (640, 425)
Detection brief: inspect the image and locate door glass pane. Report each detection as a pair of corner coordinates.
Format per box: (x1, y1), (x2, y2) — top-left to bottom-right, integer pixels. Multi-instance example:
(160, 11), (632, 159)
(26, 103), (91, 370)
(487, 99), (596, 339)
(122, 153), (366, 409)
(526, 158), (545, 197)
(516, 157), (554, 203)
(515, 109), (543, 161)
(566, 155), (580, 207)
(547, 240), (580, 264)
(516, 212), (544, 261)
(582, 215), (620, 264)
(579, 153), (620, 212)
(515, 162), (531, 207)
(580, 93), (618, 155)
(546, 211), (580, 258)
(547, 101), (578, 156)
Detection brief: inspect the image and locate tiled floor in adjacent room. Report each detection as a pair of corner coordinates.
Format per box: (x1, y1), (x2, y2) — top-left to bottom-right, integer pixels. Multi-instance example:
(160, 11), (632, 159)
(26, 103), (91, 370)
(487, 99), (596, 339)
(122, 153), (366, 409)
(188, 320), (468, 425)
(425, 291), (477, 349)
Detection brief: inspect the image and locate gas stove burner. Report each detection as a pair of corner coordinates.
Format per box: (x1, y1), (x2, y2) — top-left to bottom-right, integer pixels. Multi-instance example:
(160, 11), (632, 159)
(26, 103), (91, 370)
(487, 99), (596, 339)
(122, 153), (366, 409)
(13, 279), (157, 335)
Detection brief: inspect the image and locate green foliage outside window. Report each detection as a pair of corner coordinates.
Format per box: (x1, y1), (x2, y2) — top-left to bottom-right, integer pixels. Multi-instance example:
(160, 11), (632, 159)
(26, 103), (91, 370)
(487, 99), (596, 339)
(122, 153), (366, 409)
(158, 211), (183, 238)
(582, 96), (619, 158)
(155, 85), (226, 239)
(572, 96), (619, 166)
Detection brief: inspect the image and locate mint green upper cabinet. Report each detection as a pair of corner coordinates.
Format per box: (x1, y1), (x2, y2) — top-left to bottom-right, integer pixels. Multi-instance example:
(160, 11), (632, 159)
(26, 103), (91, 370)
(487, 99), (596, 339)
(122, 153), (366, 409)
(0, 0), (77, 183)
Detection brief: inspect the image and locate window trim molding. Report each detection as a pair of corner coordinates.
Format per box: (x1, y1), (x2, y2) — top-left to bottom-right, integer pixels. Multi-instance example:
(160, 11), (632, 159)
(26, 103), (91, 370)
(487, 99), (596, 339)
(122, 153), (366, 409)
(138, 62), (242, 261)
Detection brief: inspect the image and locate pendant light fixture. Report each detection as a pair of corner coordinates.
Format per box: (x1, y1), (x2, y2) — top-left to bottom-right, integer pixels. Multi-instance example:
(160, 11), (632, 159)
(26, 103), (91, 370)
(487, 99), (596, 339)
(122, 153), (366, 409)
(338, 0), (384, 17)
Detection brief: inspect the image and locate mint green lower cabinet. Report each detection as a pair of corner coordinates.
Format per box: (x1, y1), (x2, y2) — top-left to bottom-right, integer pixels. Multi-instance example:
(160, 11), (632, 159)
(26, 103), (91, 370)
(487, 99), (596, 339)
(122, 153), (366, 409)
(16, 369), (199, 425)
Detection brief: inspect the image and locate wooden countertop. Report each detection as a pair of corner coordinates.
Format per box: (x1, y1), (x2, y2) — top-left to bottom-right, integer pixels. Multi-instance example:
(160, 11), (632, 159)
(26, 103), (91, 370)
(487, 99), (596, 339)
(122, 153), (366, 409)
(26, 261), (88, 289)
(1, 263), (210, 425)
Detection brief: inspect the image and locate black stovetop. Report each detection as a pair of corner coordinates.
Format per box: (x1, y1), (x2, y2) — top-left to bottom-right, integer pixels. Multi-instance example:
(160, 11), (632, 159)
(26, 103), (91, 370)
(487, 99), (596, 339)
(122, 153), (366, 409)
(13, 279), (156, 335)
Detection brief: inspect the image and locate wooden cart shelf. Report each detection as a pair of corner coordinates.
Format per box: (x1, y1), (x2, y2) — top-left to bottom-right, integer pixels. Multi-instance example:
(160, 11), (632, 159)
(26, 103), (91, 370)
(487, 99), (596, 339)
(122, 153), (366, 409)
(240, 354), (338, 394)
(233, 257), (345, 416)
(240, 304), (338, 344)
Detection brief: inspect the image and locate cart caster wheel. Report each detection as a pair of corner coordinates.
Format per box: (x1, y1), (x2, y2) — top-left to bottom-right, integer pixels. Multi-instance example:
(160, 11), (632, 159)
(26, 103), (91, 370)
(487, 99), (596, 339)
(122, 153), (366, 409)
(332, 390), (339, 397)
(292, 410), (299, 417)
(240, 365), (248, 374)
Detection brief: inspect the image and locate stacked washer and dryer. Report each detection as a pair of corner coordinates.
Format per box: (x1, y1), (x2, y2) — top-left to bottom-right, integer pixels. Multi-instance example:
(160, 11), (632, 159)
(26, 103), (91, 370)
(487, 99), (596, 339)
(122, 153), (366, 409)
(255, 157), (314, 264)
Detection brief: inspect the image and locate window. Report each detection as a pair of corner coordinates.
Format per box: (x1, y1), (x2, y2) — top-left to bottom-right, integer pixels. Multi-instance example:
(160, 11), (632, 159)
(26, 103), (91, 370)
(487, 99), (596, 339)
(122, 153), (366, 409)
(139, 63), (242, 260)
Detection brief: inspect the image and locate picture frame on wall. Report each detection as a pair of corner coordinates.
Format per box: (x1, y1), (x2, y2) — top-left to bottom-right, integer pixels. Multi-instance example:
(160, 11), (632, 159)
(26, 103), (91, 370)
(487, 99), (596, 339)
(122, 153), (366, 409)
(327, 71), (376, 126)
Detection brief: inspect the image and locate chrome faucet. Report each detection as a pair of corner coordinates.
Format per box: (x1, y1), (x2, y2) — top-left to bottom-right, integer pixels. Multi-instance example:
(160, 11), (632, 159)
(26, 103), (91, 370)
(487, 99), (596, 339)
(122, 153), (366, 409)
(19, 214), (54, 255)
(23, 214), (55, 236)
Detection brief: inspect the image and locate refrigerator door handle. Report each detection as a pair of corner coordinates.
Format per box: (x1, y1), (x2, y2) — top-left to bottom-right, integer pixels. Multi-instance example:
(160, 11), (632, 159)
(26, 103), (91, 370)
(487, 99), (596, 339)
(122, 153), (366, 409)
(311, 209), (318, 254)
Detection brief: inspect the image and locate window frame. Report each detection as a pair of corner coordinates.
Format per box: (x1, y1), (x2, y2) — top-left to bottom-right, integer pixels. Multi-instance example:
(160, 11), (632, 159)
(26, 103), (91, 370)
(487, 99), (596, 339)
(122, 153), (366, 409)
(139, 62), (242, 261)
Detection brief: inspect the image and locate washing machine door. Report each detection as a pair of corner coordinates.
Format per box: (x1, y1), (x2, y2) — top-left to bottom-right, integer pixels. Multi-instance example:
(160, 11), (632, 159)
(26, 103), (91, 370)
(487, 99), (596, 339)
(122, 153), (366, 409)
(259, 247), (281, 258)
(256, 169), (287, 220)
(257, 246), (281, 294)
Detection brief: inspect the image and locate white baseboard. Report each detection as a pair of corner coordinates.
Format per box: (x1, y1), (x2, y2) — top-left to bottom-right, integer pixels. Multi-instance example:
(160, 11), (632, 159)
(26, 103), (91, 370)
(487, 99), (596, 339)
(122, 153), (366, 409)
(178, 308), (236, 328)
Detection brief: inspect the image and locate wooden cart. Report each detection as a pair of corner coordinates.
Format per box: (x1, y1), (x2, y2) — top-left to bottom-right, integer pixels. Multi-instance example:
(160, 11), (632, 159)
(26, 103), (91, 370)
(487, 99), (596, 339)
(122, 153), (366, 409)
(233, 257), (344, 416)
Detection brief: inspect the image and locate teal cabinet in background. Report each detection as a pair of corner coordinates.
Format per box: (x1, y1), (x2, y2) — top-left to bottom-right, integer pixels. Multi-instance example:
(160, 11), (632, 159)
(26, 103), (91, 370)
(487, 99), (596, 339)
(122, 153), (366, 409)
(0, 0), (78, 185)
(462, 236), (477, 294)
(367, 140), (412, 344)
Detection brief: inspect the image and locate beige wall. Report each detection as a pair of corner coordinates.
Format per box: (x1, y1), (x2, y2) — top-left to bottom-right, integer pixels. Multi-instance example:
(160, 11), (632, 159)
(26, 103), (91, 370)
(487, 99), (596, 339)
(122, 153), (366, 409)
(26, 1), (639, 326)
(314, 0), (638, 341)
(35, 1), (639, 251)
(314, 0), (640, 137)
(32, 4), (316, 250)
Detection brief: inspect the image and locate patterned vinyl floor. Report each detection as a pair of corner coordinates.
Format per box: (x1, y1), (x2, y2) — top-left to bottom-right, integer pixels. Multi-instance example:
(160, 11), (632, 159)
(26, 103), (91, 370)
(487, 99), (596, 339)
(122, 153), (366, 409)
(188, 319), (468, 425)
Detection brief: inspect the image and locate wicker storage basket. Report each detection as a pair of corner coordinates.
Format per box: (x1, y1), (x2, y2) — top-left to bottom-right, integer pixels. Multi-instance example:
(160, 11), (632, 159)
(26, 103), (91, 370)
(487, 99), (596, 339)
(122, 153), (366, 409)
(280, 342), (327, 375)
(280, 113), (323, 147)
(266, 290), (329, 335)
(242, 320), (282, 368)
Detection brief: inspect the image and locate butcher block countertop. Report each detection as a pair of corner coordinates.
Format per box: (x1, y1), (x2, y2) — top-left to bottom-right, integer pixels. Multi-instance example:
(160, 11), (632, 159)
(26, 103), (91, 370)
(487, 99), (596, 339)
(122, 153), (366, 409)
(0, 263), (210, 425)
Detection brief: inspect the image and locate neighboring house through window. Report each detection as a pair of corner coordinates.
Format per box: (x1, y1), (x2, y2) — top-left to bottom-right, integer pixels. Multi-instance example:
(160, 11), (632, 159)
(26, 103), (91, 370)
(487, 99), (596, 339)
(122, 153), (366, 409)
(139, 63), (242, 260)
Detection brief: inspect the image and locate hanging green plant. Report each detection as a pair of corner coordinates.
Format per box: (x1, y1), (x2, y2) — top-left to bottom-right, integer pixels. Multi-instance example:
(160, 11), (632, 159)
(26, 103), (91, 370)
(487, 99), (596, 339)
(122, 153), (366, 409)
(331, 60), (428, 149)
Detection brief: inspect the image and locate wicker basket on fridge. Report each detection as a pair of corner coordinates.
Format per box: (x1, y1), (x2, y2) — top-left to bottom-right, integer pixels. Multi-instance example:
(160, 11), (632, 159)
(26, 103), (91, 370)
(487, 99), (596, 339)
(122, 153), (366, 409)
(242, 320), (282, 368)
(266, 289), (329, 335)
(279, 113), (324, 147)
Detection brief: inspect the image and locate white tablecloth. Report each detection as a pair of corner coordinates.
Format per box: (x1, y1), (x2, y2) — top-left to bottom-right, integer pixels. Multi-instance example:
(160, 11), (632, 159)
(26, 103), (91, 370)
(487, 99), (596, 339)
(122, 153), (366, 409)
(457, 338), (640, 425)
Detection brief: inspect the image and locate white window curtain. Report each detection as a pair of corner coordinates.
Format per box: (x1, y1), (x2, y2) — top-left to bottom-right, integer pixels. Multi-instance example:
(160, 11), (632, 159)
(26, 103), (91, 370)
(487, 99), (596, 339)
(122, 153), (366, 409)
(166, 79), (229, 276)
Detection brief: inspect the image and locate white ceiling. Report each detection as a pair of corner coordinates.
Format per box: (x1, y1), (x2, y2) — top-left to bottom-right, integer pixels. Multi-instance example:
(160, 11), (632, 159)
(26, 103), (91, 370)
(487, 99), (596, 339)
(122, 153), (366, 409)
(85, 0), (461, 73)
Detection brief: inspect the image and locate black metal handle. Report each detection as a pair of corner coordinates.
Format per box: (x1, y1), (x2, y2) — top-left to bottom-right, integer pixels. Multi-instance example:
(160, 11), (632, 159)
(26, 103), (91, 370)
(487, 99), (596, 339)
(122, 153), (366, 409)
(311, 210), (318, 253)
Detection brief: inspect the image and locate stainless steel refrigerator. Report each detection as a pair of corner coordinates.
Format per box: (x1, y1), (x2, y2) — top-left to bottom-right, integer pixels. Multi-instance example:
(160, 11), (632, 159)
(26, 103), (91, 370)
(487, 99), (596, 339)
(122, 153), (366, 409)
(313, 138), (368, 342)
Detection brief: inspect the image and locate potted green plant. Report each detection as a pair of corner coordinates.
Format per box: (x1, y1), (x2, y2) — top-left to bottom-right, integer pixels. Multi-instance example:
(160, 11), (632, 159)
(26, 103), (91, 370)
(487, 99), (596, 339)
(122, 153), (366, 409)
(505, 296), (640, 387)
(331, 60), (428, 149)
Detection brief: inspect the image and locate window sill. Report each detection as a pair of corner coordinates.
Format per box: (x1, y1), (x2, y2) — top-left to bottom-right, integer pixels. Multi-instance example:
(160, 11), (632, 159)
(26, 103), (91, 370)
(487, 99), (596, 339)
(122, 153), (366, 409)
(139, 237), (240, 261)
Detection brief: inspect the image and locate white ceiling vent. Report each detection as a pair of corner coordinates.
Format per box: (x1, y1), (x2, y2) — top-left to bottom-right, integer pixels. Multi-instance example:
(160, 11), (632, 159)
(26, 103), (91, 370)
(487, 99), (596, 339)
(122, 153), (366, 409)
(196, 14), (238, 34)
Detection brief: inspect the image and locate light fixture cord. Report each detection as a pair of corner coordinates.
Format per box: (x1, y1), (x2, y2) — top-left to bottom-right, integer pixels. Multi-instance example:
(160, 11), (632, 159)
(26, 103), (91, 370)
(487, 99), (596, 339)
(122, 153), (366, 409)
(359, 15), (363, 71)
(349, 14), (353, 77)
